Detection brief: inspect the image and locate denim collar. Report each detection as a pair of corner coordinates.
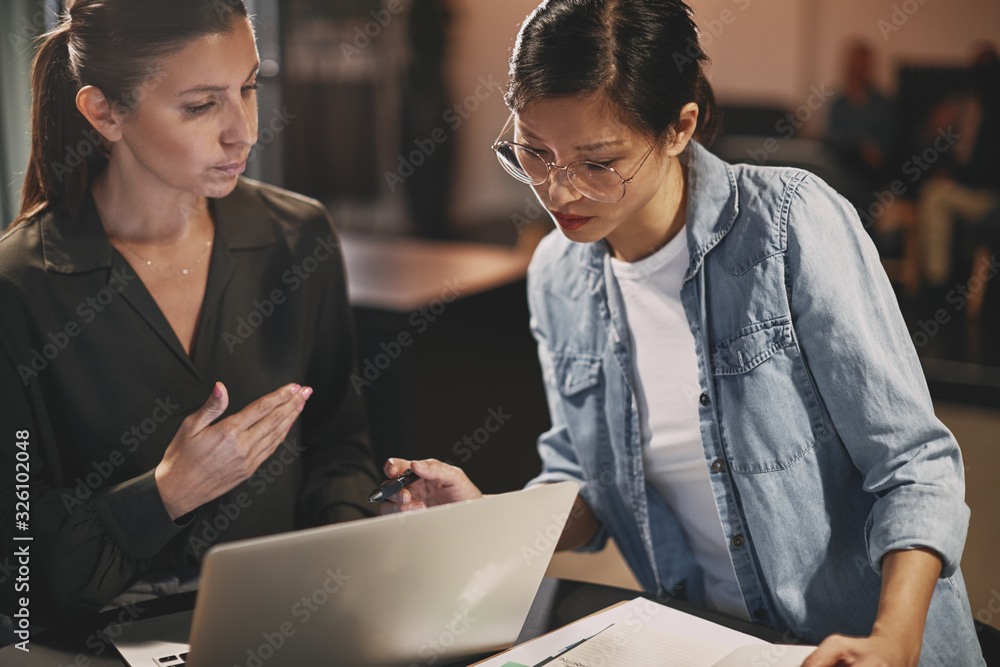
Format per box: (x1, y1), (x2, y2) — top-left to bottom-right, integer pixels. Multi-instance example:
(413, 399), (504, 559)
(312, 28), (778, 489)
(579, 140), (740, 281)
(40, 177), (279, 274)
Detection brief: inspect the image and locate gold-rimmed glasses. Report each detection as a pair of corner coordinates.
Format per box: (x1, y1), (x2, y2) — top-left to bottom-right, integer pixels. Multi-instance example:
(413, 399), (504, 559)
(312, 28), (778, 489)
(491, 112), (656, 204)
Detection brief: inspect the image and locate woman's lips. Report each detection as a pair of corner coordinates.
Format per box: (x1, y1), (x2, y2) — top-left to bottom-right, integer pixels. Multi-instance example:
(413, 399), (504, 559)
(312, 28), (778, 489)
(552, 211), (593, 231)
(214, 161), (247, 176)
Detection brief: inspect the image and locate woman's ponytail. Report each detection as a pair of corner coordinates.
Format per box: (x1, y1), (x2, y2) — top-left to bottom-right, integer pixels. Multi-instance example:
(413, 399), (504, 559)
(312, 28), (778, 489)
(13, 22), (98, 229)
(9, 0), (250, 232)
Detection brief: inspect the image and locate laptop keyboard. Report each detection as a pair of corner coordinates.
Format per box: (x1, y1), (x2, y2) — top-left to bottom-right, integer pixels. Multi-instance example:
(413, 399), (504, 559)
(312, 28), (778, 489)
(155, 653), (188, 666)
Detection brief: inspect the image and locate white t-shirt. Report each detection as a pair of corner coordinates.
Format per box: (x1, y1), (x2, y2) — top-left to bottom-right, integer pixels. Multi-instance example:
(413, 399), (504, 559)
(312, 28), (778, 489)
(610, 229), (747, 619)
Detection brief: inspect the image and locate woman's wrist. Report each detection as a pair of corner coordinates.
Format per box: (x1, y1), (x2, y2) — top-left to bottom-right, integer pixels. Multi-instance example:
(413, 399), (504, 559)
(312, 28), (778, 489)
(153, 462), (186, 521)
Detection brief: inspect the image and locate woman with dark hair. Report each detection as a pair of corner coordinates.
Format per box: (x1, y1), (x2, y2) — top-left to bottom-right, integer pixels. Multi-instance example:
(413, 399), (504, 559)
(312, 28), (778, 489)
(0, 0), (376, 632)
(380, 1), (983, 664)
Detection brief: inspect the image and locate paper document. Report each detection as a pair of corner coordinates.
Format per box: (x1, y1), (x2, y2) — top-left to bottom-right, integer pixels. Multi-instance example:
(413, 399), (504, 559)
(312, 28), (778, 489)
(545, 599), (815, 667)
(474, 598), (815, 667)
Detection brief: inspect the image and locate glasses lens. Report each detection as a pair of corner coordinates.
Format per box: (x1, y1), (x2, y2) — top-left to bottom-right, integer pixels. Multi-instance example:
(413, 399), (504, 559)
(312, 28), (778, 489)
(567, 163), (626, 204)
(495, 144), (549, 185)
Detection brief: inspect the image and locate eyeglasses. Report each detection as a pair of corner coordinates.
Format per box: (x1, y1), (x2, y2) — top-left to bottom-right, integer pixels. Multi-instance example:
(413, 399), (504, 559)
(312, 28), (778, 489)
(491, 112), (657, 204)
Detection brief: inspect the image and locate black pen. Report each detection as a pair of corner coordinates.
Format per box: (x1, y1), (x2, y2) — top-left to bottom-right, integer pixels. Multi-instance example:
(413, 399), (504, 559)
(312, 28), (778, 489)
(367, 469), (420, 502)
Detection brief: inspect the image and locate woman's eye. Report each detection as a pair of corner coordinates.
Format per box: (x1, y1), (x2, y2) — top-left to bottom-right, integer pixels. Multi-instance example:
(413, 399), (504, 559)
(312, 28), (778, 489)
(185, 102), (215, 116)
(242, 82), (261, 94)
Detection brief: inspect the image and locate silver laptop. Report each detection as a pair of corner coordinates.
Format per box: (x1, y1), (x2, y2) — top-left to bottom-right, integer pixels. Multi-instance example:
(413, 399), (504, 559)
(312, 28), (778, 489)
(112, 481), (579, 667)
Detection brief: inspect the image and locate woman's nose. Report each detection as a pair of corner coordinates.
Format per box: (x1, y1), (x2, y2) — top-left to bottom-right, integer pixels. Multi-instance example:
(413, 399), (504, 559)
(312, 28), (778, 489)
(545, 166), (582, 207)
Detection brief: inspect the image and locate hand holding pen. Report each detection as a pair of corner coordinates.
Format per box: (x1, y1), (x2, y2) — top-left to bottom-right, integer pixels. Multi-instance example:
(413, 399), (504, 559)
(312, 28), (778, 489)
(367, 468), (421, 502)
(374, 458), (483, 515)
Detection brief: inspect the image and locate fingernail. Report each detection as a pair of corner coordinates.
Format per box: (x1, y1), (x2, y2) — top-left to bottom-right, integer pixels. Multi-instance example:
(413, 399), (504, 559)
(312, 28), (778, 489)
(213, 382), (223, 398)
(290, 384), (301, 395)
(303, 387), (314, 399)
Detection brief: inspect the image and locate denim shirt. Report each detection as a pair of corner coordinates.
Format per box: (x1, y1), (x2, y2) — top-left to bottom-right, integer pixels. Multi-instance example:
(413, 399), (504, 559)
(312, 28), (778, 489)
(526, 141), (984, 665)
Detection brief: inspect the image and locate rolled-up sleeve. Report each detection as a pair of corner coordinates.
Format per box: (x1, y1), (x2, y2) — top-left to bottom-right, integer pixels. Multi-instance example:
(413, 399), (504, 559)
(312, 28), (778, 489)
(524, 260), (609, 554)
(784, 174), (969, 577)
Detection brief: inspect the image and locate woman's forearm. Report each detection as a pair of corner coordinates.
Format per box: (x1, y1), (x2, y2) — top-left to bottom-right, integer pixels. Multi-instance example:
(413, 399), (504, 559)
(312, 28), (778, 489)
(872, 548), (943, 660)
(556, 494), (601, 551)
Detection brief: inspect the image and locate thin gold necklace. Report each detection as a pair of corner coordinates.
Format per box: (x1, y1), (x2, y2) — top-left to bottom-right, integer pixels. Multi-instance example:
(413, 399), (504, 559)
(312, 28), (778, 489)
(120, 239), (213, 276)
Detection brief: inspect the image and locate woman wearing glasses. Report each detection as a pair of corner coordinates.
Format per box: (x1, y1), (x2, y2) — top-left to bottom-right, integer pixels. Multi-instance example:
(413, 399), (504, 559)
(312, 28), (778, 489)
(380, 0), (983, 665)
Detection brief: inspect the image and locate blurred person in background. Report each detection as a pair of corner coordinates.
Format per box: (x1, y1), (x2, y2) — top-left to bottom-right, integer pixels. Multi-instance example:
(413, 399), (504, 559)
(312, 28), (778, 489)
(825, 38), (896, 209)
(915, 43), (1000, 291)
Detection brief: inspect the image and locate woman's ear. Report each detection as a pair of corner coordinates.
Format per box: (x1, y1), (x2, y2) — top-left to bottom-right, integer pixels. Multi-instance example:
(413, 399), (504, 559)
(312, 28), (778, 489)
(664, 102), (700, 157)
(76, 85), (123, 144)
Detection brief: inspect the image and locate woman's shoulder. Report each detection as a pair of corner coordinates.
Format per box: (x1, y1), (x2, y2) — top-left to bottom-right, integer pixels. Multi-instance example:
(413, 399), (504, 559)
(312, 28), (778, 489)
(0, 214), (49, 288)
(218, 178), (343, 263)
(230, 178), (334, 233)
(726, 160), (853, 231)
(528, 229), (593, 282)
(238, 178), (329, 221)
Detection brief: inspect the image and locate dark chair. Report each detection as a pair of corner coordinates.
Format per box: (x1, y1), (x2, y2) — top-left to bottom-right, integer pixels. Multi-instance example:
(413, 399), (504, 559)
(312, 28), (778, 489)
(976, 620), (1000, 666)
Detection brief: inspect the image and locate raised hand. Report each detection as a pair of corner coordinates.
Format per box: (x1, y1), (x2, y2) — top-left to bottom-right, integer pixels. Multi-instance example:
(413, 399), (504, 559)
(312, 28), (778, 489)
(154, 381), (311, 520)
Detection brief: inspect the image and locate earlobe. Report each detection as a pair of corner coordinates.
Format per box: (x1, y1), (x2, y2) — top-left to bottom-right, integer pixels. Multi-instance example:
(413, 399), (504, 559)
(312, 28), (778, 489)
(665, 102), (700, 157)
(76, 85), (122, 143)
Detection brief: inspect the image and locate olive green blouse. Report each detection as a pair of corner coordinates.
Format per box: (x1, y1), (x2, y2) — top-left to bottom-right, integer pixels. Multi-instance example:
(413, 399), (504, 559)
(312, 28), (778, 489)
(0, 178), (378, 624)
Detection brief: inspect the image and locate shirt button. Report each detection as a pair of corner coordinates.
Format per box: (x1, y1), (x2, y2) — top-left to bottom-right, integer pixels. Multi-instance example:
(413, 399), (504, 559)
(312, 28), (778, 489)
(731, 535), (745, 548)
(753, 608), (768, 621)
(700, 392), (709, 406)
(711, 459), (726, 472)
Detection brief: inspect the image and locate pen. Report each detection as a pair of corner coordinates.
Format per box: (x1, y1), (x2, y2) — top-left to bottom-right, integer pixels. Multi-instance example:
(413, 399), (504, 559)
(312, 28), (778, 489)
(367, 468), (421, 502)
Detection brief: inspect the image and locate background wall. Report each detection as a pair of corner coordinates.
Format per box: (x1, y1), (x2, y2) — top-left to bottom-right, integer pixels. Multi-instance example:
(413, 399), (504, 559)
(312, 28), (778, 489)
(444, 0), (1000, 228)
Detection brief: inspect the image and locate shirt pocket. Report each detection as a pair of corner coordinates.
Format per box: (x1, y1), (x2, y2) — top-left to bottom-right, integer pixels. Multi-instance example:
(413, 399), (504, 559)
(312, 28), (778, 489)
(551, 352), (608, 480)
(710, 317), (826, 473)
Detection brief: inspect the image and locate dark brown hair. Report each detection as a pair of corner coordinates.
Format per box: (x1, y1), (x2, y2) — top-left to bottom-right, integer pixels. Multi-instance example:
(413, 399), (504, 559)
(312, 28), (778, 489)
(12, 0), (248, 230)
(506, 0), (720, 148)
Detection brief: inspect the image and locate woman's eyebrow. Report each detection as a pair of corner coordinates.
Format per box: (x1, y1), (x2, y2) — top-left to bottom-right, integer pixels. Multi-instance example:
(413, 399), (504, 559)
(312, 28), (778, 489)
(517, 127), (625, 152)
(575, 140), (625, 152)
(176, 63), (260, 96)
